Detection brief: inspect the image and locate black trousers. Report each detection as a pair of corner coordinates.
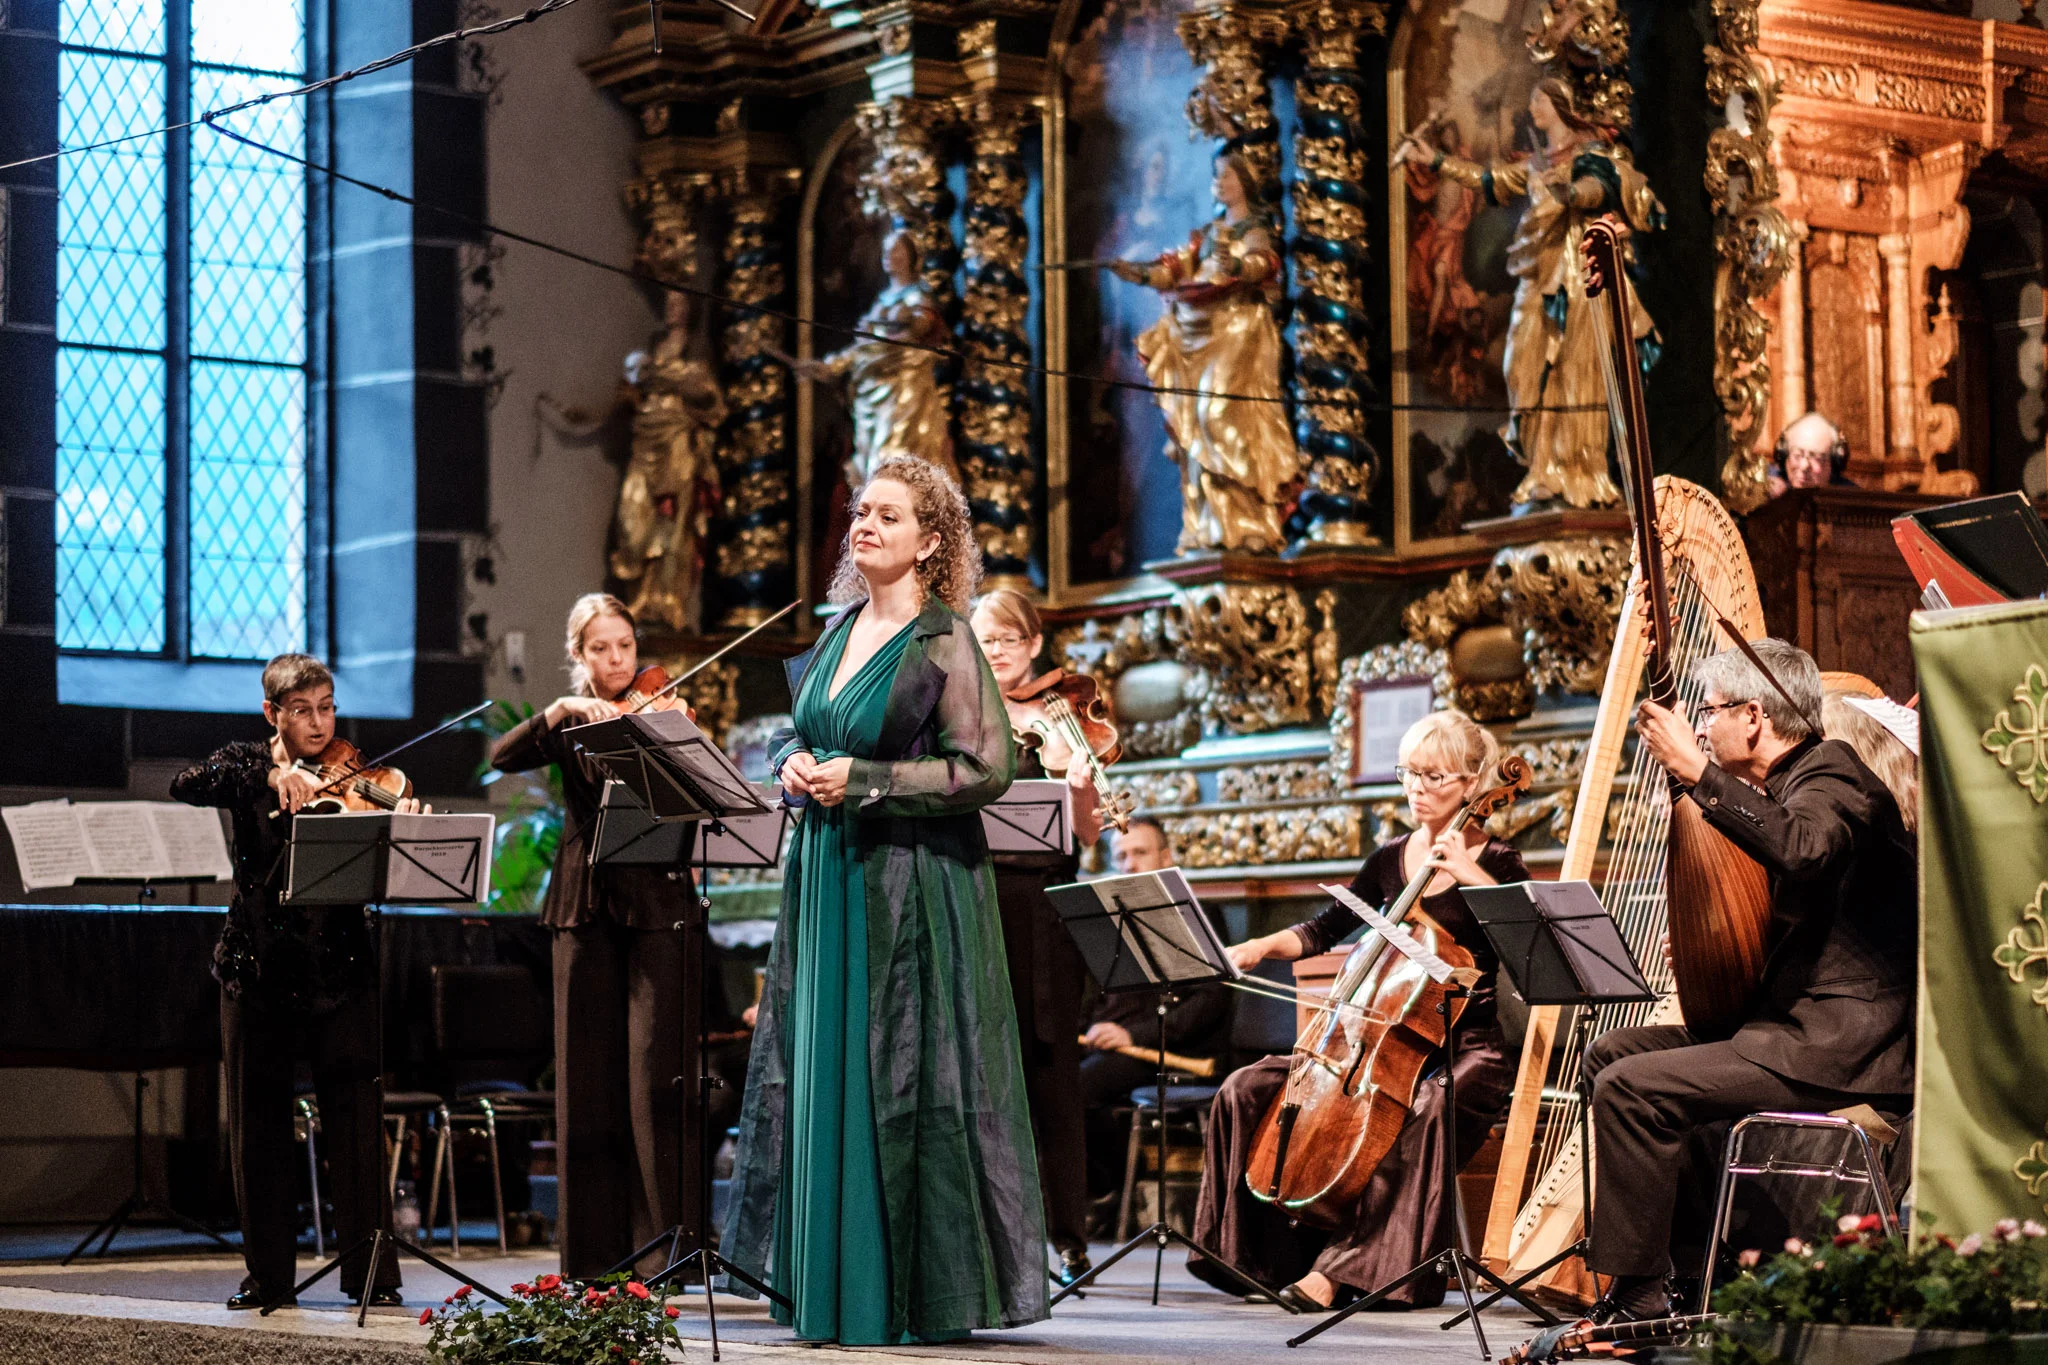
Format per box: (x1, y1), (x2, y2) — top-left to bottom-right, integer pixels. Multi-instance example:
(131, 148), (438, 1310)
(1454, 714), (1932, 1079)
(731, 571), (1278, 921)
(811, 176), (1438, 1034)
(553, 918), (682, 1279)
(1079, 1050), (1156, 1198)
(994, 867), (1088, 1257)
(1585, 1025), (1910, 1278)
(221, 986), (396, 1297)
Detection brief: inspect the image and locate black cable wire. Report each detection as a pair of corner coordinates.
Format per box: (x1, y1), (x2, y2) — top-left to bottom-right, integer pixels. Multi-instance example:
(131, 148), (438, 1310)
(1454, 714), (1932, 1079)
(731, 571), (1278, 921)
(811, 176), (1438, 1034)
(0, 0), (587, 174)
(203, 119), (1612, 419)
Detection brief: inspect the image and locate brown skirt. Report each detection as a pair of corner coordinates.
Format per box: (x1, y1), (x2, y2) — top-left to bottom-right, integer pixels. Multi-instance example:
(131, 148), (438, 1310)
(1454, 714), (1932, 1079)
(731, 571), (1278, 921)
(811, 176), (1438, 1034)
(1188, 1027), (1514, 1306)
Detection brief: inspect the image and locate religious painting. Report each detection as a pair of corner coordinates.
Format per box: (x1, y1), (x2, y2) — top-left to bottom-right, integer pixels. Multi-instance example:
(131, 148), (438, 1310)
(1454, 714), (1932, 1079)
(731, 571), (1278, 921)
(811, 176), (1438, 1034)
(1388, 0), (1547, 550)
(799, 130), (889, 603)
(1057, 0), (1215, 590)
(1348, 676), (1436, 785)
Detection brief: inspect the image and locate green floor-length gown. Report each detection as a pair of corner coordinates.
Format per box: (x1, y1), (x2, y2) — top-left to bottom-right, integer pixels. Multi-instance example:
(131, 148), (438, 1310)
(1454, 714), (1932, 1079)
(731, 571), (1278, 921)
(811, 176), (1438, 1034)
(771, 617), (915, 1344)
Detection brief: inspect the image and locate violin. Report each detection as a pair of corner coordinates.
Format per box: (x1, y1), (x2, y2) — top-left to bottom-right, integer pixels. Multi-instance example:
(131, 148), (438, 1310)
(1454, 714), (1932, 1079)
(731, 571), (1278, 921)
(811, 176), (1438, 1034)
(280, 737), (412, 814)
(1001, 669), (1137, 834)
(620, 664), (690, 713)
(1242, 754), (1532, 1227)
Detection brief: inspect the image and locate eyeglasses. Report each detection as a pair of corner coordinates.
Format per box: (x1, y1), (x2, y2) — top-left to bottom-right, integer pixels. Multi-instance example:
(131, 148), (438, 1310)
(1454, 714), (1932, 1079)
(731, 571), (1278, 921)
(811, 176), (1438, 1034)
(977, 633), (1030, 653)
(281, 702), (335, 722)
(1394, 766), (1462, 791)
(1694, 699), (1753, 723)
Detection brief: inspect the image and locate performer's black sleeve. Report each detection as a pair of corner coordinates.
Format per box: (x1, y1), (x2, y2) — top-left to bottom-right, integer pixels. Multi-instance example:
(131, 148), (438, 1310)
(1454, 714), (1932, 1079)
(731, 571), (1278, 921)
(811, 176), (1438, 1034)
(491, 710), (569, 775)
(170, 741), (273, 811)
(1287, 843), (1395, 958)
(1690, 761), (1862, 884)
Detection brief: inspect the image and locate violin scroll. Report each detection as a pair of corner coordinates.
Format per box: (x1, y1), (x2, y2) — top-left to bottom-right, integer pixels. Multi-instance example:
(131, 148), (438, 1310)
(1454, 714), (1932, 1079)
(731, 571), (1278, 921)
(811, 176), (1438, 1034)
(1466, 753), (1533, 822)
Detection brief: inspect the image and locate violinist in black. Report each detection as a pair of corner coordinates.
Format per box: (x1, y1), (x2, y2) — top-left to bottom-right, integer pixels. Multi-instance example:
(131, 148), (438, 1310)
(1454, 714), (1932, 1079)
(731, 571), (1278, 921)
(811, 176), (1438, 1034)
(171, 653), (420, 1310)
(1186, 710), (1528, 1312)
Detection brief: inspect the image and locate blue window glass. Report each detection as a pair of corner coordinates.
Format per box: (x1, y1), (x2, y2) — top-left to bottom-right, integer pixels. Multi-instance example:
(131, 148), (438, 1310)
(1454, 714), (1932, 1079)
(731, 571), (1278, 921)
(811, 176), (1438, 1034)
(56, 0), (310, 662)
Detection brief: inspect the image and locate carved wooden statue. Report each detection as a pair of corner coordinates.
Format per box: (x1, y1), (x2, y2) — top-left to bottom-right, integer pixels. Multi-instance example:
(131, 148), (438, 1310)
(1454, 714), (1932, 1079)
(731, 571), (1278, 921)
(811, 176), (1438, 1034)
(1109, 151), (1303, 556)
(611, 295), (727, 633)
(1399, 78), (1663, 511)
(798, 229), (958, 488)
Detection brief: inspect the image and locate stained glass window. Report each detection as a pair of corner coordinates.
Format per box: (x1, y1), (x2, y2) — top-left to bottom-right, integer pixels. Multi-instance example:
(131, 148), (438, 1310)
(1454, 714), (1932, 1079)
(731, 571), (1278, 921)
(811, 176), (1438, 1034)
(56, 0), (309, 660)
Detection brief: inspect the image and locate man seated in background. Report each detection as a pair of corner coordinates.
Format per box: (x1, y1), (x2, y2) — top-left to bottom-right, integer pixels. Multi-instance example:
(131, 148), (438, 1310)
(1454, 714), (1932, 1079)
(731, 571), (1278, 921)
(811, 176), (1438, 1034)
(1077, 818), (1228, 1232)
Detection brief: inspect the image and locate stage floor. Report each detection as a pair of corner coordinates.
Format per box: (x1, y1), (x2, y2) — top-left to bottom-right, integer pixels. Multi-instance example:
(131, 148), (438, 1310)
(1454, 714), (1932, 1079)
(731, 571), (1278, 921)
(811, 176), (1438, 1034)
(0, 1235), (1552, 1363)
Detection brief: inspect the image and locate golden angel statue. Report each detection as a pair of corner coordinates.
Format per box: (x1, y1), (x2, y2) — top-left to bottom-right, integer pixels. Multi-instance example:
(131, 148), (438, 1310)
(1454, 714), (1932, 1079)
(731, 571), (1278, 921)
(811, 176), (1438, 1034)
(1107, 151), (1303, 556)
(796, 229), (958, 488)
(1397, 77), (1663, 510)
(611, 298), (727, 633)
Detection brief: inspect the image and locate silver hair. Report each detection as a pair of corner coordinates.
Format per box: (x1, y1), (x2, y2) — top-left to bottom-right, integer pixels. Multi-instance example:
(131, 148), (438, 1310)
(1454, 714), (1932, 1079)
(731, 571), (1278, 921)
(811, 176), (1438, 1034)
(1689, 638), (1822, 742)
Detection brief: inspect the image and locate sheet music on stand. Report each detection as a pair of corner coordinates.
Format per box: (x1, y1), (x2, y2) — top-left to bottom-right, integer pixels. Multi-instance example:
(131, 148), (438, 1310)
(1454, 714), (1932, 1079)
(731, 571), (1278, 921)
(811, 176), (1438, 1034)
(284, 812), (495, 906)
(1460, 879), (1656, 1006)
(1043, 867), (1236, 994)
(569, 710), (769, 825)
(592, 779), (791, 869)
(2, 799), (232, 891)
(980, 779), (1072, 857)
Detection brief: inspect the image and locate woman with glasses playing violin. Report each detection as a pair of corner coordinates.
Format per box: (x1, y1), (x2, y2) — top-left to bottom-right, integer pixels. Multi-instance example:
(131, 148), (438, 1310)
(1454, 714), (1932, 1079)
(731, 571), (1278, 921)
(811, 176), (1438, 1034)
(1185, 710), (1529, 1313)
(489, 592), (699, 1279)
(171, 653), (428, 1311)
(970, 587), (1104, 1285)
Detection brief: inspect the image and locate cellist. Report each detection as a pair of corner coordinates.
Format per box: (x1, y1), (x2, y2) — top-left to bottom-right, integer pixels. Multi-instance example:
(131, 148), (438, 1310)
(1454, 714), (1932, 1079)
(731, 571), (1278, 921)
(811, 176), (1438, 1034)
(1188, 710), (1529, 1311)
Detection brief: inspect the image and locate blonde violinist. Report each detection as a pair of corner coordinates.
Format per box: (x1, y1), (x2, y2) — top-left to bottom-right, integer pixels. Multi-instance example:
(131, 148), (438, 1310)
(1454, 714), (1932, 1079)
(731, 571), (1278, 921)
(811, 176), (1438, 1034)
(971, 588), (1108, 1283)
(1187, 710), (1528, 1312)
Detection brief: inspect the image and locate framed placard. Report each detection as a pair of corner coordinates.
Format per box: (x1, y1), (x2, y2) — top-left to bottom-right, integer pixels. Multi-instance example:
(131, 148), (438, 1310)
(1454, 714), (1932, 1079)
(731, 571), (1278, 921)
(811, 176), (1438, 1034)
(1347, 676), (1436, 785)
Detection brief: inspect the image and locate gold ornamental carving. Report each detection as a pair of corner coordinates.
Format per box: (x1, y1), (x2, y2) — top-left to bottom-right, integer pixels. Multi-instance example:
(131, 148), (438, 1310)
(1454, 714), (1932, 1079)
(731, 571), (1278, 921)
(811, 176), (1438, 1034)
(1178, 582), (1315, 735)
(1177, 6), (1290, 200)
(1053, 608), (1203, 759)
(854, 99), (961, 323)
(1706, 0), (1792, 513)
(1327, 643), (1452, 788)
(1487, 537), (1630, 695)
(1120, 769), (1203, 811)
(1164, 803), (1360, 870)
(1217, 760), (1338, 805)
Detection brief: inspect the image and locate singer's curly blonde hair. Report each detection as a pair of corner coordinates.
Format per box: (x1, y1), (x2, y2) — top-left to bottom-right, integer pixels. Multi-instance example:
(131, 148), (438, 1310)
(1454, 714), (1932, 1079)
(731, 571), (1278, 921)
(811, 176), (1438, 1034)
(827, 456), (982, 614)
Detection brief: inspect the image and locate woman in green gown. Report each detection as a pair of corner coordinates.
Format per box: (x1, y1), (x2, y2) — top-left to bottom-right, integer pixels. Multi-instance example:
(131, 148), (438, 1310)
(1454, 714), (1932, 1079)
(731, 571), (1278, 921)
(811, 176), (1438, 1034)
(722, 455), (1049, 1344)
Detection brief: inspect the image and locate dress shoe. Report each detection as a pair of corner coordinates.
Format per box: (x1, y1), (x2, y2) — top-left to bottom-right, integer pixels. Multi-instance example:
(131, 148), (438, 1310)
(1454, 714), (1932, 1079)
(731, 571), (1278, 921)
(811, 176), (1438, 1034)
(1589, 1274), (1670, 1326)
(1272, 1281), (1363, 1313)
(226, 1287), (293, 1311)
(1054, 1250), (1092, 1287)
(349, 1286), (404, 1308)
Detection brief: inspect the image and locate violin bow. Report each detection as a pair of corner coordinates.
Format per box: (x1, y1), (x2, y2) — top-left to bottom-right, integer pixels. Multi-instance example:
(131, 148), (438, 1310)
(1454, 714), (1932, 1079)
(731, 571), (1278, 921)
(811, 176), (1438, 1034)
(267, 699), (496, 819)
(627, 600), (801, 713)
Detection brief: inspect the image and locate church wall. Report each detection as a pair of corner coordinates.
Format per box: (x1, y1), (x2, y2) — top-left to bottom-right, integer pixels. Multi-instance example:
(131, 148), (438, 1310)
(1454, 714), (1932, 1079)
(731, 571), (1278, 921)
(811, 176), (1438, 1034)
(465, 0), (655, 712)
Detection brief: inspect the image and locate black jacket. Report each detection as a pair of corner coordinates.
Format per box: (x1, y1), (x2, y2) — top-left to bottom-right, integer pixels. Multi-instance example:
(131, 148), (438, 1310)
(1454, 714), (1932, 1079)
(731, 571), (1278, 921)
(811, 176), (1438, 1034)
(1690, 737), (1917, 1095)
(170, 741), (374, 1013)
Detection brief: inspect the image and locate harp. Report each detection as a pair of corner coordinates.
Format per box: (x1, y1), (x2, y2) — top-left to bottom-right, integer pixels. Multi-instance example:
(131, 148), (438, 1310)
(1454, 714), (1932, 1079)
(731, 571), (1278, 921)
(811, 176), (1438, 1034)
(1479, 219), (1773, 1301)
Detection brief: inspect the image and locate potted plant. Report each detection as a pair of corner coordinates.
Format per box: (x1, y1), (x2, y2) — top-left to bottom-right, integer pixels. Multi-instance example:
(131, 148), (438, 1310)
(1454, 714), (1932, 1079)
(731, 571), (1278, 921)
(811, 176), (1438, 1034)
(420, 1273), (684, 1364)
(1710, 1210), (2048, 1365)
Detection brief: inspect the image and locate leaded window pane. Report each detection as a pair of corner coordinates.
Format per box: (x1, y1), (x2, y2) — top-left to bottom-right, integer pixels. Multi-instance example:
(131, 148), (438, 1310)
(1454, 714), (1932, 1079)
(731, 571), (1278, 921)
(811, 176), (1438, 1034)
(189, 361), (307, 659)
(56, 349), (168, 653)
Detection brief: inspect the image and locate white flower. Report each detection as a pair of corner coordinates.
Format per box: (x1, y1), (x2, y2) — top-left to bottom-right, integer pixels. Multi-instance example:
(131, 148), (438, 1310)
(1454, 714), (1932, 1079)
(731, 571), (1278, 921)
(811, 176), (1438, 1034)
(1957, 1234), (1984, 1257)
(2025, 1220), (2046, 1239)
(1784, 1238), (1808, 1256)
(1996, 1218), (2021, 1241)
(1839, 1214), (1864, 1234)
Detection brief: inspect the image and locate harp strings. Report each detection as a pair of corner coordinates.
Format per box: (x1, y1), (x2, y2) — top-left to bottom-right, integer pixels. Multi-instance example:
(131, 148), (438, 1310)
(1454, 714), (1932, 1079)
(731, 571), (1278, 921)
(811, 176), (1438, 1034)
(1519, 566), (1725, 1196)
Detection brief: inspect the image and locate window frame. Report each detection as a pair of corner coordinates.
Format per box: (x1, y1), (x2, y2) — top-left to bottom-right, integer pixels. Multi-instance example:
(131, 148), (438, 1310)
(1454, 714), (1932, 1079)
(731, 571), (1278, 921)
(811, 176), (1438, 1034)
(54, 0), (338, 712)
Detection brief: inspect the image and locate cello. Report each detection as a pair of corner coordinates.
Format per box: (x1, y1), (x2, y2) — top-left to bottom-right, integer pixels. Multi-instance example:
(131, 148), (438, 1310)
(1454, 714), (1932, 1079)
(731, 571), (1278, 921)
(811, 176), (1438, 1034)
(1243, 754), (1531, 1226)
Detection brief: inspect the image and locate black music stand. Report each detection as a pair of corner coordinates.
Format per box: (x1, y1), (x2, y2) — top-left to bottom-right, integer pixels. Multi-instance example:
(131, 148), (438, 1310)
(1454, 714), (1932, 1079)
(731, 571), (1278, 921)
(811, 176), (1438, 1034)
(1284, 885), (1565, 1359)
(1437, 879), (1658, 1332)
(1042, 870), (1286, 1310)
(267, 813), (505, 1325)
(576, 729), (784, 1362)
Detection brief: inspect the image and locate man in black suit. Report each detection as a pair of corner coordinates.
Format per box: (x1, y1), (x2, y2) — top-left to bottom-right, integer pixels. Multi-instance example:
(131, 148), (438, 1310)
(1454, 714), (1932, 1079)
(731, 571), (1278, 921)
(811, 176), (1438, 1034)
(1587, 638), (1916, 1320)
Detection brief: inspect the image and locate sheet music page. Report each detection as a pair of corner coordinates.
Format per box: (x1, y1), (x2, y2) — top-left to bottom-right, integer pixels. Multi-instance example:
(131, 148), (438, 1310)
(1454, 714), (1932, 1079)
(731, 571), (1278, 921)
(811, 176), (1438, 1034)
(1324, 883), (1456, 984)
(148, 803), (233, 881)
(75, 802), (170, 879)
(1, 801), (94, 890)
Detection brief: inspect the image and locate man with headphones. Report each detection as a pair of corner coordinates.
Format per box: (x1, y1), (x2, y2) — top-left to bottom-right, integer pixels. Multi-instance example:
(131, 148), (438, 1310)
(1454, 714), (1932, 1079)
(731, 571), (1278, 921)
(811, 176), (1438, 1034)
(1767, 412), (1852, 499)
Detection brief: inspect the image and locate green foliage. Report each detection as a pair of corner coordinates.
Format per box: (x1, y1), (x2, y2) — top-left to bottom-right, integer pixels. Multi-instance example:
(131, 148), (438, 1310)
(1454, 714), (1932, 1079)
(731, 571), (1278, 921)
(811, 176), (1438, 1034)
(1710, 1207), (2048, 1365)
(421, 1273), (684, 1365)
(460, 701), (564, 916)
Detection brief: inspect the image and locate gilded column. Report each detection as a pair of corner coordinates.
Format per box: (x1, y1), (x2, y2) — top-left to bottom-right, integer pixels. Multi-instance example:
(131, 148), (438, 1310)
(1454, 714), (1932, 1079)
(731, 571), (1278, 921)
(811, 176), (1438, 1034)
(1288, 1), (1383, 546)
(1877, 231), (1919, 485)
(711, 172), (803, 628)
(955, 96), (1036, 588)
(1775, 222), (1808, 429)
(1705, 0), (1792, 514)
